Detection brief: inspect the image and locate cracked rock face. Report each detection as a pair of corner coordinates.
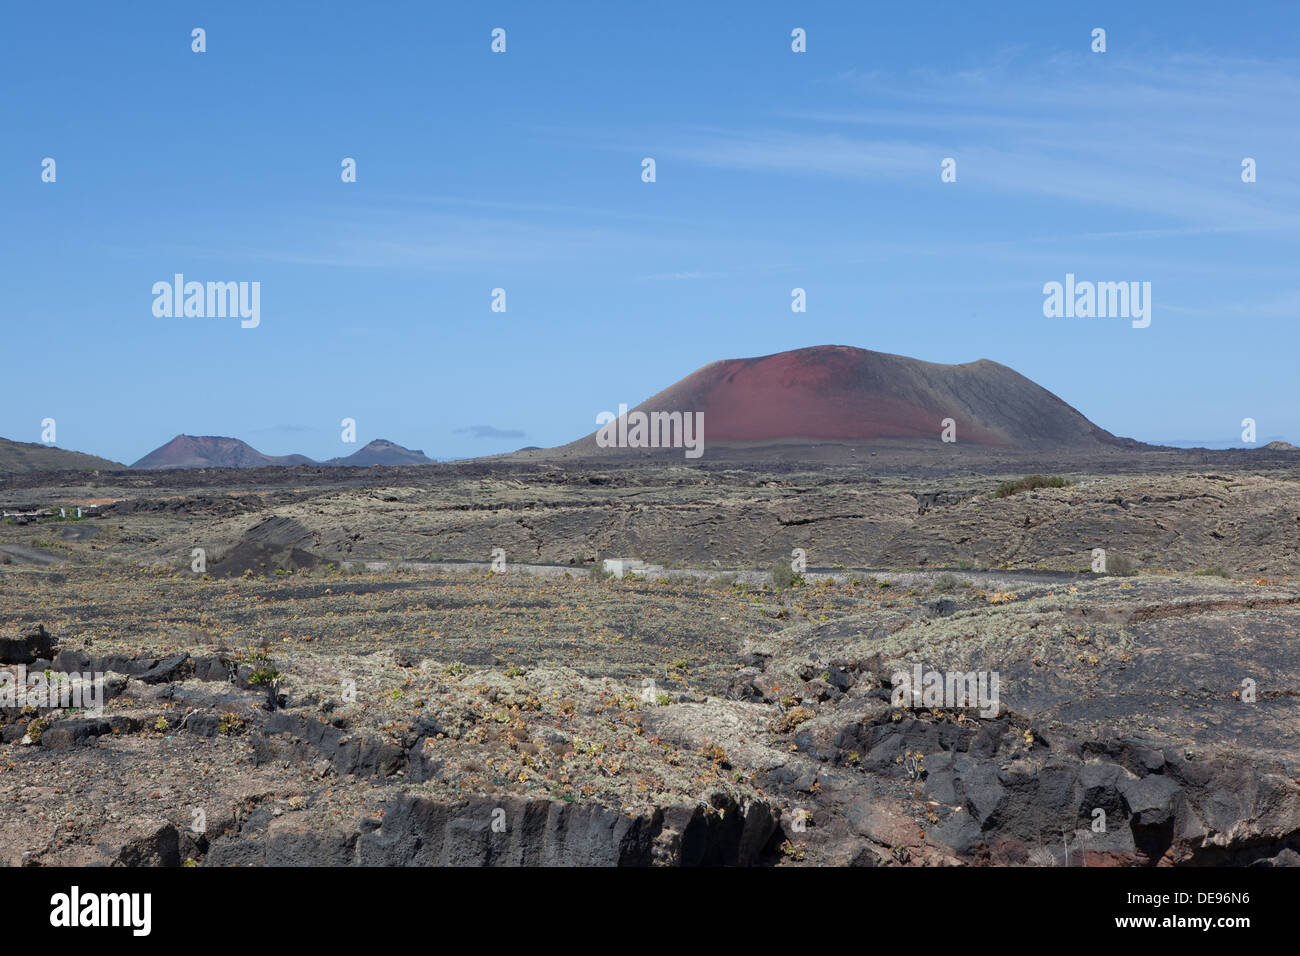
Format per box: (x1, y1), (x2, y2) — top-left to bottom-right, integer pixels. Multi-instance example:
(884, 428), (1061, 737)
(694, 573), (1300, 866)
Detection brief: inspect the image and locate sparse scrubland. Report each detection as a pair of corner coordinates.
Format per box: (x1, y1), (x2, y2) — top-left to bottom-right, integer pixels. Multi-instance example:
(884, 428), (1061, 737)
(1, 457), (1298, 865)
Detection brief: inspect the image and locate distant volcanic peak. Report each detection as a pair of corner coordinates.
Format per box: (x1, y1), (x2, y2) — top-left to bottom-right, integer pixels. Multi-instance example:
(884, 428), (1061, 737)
(362, 438), (428, 456)
(132, 434), (312, 470)
(132, 434), (434, 470)
(569, 344), (1127, 453)
(322, 438), (433, 467)
(638, 347), (1016, 445)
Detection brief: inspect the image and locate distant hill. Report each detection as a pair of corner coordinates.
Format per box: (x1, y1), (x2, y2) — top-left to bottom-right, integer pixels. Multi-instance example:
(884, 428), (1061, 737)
(320, 439), (434, 467)
(0, 437), (123, 473)
(131, 434), (435, 470)
(558, 345), (1143, 457)
(132, 435), (315, 470)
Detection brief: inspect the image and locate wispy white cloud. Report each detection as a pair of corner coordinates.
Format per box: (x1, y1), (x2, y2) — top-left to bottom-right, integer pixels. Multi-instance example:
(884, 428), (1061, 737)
(455, 424), (526, 439)
(620, 53), (1300, 232)
(1161, 290), (1300, 319)
(639, 270), (723, 280)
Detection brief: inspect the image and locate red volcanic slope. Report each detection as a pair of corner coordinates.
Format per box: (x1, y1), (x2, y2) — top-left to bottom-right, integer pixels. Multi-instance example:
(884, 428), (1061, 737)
(567, 345), (1132, 451)
(131, 435), (315, 470)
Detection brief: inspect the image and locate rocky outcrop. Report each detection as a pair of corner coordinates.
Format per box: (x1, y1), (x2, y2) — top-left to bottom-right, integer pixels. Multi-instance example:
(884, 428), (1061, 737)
(0, 624), (54, 664)
(352, 792), (778, 867)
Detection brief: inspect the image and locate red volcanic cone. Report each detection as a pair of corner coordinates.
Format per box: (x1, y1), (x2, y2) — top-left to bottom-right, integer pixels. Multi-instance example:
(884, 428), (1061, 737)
(565, 345), (1130, 453)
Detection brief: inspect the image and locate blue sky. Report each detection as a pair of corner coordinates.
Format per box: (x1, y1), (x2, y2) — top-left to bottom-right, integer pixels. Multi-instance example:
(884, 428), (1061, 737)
(2, 1), (1297, 463)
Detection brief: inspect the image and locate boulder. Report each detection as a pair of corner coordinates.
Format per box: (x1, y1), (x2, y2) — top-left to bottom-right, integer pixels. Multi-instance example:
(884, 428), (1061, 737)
(0, 624), (54, 665)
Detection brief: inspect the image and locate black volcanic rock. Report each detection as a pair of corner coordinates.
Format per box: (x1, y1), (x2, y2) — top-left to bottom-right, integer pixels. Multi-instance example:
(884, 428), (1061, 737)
(0, 624), (54, 664)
